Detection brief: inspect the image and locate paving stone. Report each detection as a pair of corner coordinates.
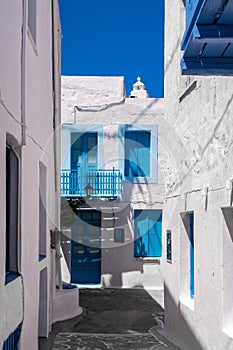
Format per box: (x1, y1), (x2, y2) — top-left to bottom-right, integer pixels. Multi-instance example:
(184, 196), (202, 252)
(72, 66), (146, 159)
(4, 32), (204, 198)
(52, 332), (165, 350)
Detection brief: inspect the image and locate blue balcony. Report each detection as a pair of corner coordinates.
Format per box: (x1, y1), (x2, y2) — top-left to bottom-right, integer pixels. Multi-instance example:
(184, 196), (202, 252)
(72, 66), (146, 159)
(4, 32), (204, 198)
(181, 0), (233, 75)
(61, 168), (122, 198)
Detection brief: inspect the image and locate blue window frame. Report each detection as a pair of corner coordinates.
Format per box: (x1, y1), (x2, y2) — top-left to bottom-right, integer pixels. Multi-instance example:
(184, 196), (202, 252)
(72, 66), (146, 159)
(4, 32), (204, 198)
(71, 132), (98, 172)
(5, 144), (20, 284)
(181, 0), (233, 75)
(167, 230), (172, 262)
(62, 124), (103, 171)
(134, 210), (162, 258)
(119, 124), (158, 184)
(125, 130), (150, 177)
(189, 212), (195, 299)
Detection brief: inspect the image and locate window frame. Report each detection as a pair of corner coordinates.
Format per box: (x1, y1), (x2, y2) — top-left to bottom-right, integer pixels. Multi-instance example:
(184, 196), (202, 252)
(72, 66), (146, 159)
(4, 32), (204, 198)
(119, 124), (158, 184)
(134, 209), (162, 258)
(124, 130), (151, 178)
(166, 230), (172, 263)
(5, 144), (20, 284)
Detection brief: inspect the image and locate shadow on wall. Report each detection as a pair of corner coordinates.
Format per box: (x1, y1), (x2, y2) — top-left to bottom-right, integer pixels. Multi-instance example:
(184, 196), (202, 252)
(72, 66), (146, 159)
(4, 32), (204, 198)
(164, 283), (204, 350)
(101, 243), (144, 288)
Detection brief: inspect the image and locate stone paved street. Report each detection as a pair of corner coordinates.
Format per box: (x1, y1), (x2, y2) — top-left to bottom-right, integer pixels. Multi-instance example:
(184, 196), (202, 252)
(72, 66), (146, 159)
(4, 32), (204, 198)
(52, 332), (167, 349)
(40, 288), (181, 350)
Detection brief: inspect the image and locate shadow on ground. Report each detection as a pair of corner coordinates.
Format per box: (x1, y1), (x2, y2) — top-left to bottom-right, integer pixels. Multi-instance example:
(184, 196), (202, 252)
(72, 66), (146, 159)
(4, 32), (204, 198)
(39, 288), (180, 349)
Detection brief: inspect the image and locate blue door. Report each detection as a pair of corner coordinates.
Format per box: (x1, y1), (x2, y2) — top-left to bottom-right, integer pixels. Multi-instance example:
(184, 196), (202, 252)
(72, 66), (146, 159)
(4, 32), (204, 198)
(134, 210), (162, 257)
(190, 212), (194, 298)
(71, 133), (98, 195)
(71, 210), (101, 284)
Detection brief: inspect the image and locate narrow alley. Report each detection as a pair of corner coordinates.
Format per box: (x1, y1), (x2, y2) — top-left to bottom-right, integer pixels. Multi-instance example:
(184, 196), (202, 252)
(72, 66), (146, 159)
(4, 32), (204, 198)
(40, 288), (181, 350)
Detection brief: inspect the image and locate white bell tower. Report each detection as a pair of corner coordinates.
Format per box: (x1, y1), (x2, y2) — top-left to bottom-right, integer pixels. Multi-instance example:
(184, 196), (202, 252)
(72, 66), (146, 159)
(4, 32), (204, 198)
(129, 76), (149, 98)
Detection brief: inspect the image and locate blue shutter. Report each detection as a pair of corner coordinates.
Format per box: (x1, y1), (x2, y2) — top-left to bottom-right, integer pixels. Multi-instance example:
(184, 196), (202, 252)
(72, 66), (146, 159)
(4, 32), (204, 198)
(190, 212), (195, 298)
(134, 210), (162, 257)
(85, 133), (97, 172)
(71, 133), (82, 170)
(148, 213), (162, 257)
(128, 132), (138, 177)
(136, 131), (150, 177)
(134, 210), (144, 257)
(125, 131), (150, 177)
(3, 325), (21, 350)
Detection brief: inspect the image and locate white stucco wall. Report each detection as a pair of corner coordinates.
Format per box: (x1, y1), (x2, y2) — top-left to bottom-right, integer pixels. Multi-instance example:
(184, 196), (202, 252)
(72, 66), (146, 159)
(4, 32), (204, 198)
(163, 0), (233, 349)
(0, 2), (62, 349)
(61, 76), (164, 291)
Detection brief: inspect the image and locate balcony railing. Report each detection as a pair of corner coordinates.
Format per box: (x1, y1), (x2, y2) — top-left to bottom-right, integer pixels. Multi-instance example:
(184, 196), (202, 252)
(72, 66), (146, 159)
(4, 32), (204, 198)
(61, 168), (122, 198)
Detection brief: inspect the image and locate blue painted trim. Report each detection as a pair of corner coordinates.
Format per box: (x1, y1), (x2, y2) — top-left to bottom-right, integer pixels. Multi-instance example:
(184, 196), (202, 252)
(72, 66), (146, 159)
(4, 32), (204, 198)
(3, 324), (22, 350)
(5, 272), (20, 285)
(134, 209), (162, 258)
(181, 57), (233, 75)
(190, 212), (195, 299)
(181, 0), (233, 75)
(118, 124), (158, 184)
(181, 0), (206, 51)
(166, 230), (172, 263)
(62, 124), (104, 170)
(194, 24), (233, 40)
(39, 254), (46, 261)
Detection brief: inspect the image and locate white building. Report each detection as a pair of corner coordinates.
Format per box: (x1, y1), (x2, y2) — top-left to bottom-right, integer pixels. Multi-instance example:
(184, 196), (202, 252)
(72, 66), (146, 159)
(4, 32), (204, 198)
(163, 0), (233, 349)
(61, 76), (164, 293)
(0, 2), (81, 349)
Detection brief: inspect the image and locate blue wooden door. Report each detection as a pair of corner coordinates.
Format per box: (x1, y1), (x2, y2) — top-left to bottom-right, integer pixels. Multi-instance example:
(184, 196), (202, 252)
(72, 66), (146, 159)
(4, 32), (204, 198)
(134, 210), (162, 257)
(71, 210), (101, 284)
(190, 212), (194, 298)
(71, 133), (97, 195)
(125, 131), (150, 177)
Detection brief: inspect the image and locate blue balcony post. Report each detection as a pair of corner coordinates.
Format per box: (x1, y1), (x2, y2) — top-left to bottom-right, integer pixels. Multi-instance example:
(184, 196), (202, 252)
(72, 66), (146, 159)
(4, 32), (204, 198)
(112, 167), (116, 197)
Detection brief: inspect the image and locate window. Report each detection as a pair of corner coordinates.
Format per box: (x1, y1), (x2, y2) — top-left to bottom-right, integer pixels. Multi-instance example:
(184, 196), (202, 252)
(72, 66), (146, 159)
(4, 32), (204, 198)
(71, 132), (97, 171)
(5, 145), (19, 283)
(181, 0), (233, 75)
(134, 210), (162, 258)
(119, 124), (158, 184)
(167, 230), (172, 262)
(114, 228), (125, 243)
(125, 131), (150, 177)
(39, 162), (47, 261)
(28, 0), (37, 44)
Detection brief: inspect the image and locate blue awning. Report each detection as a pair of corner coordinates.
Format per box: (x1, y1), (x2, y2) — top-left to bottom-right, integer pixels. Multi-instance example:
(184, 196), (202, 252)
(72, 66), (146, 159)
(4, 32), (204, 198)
(181, 0), (233, 75)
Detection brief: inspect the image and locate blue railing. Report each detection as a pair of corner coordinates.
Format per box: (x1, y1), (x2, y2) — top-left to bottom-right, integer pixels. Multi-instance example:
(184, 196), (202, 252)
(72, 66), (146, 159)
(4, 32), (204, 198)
(61, 168), (122, 198)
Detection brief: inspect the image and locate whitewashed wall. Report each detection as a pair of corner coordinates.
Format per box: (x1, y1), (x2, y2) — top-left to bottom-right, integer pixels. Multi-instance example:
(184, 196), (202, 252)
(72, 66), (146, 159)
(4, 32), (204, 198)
(0, 1), (62, 349)
(163, 0), (233, 349)
(61, 76), (164, 291)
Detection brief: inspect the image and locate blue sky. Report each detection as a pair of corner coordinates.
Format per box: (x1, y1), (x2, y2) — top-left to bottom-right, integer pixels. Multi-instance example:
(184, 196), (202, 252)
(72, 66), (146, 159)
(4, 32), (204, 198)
(59, 0), (164, 98)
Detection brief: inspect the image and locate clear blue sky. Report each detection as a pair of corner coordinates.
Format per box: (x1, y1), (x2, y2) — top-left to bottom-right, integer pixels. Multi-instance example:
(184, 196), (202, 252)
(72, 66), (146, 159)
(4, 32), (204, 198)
(59, 0), (164, 98)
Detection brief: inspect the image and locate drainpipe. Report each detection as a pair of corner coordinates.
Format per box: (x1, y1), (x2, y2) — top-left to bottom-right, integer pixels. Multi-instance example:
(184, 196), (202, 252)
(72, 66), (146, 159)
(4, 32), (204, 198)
(21, 0), (27, 145)
(51, 0), (62, 291)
